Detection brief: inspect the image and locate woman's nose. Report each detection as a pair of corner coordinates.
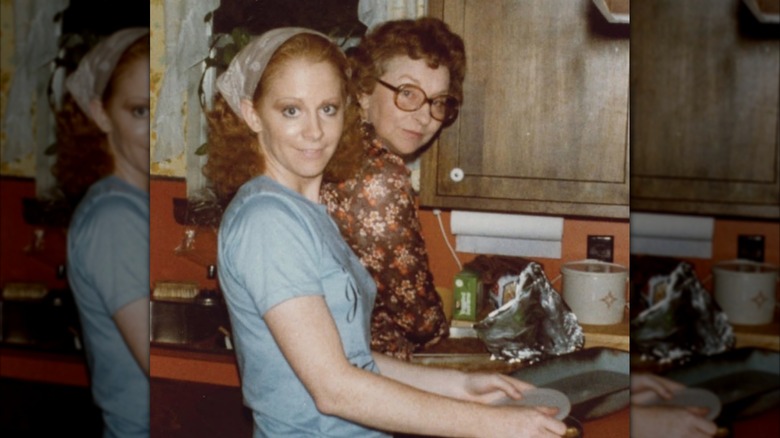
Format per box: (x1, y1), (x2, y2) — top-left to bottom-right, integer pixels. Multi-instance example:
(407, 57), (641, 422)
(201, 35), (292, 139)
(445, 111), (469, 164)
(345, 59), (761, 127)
(413, 102), (433, 126)
(303, 113), (324, 141)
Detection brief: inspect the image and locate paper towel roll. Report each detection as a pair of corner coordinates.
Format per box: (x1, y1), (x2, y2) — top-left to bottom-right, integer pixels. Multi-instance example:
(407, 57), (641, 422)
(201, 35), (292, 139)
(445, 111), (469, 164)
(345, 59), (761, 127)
(630, 213), (715, 258)
(630, 213), (714, 240)
(450, 211), (564, 240)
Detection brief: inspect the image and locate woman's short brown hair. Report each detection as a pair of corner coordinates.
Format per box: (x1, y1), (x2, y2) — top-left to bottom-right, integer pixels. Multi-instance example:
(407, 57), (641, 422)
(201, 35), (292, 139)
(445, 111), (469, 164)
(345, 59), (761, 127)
(322, 17), (466, 183)
(350, 17), (466, 103)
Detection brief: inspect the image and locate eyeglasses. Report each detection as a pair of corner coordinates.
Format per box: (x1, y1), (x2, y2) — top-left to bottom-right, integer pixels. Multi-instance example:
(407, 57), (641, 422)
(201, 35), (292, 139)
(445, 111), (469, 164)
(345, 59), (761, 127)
(375, 79), (460, 123)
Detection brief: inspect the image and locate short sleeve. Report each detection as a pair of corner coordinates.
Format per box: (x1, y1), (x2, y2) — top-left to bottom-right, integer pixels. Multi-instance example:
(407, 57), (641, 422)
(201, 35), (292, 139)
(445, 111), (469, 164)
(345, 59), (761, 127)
(221, 195), (324, 315)
(72, 195), (149, 315)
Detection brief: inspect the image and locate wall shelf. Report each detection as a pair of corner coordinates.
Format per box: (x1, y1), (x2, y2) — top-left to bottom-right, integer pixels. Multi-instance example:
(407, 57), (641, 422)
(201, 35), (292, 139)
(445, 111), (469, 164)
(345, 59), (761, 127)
(172, 197), (225, 227)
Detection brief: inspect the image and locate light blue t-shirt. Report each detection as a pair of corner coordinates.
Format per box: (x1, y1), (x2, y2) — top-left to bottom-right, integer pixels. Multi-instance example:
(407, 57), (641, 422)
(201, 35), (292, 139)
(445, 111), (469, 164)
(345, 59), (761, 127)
(67, 175), (149, 438)
(219, 176), (391, 438)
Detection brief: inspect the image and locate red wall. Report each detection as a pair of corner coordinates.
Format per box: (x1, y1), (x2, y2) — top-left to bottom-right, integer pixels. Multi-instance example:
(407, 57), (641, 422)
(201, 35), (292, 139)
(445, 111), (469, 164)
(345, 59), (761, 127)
(149, 177), (218, 292)
(418, 208), (631, 290)
(149, 178), (778, 298)
(149, 178), (633, 293)
(0, 177), (68, 290)
(8, 175), (774, 299)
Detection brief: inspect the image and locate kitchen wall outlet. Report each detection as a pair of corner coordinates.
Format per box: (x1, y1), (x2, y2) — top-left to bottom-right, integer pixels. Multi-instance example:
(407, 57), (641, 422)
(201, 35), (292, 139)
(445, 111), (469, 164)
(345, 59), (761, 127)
(737, 235), (765, 262)
(587, 235), (614, 262)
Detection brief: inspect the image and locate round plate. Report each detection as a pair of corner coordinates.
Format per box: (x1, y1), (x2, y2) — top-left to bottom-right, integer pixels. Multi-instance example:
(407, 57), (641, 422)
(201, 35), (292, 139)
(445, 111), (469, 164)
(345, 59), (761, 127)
(642, 388), (722, 420)
(494, 388), (572, 420)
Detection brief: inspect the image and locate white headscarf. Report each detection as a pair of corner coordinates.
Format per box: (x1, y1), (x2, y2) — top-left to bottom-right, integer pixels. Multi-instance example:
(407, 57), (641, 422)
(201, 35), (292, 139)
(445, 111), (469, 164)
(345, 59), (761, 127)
(216, 27), (331, 119)
(65, 27), (149, 120)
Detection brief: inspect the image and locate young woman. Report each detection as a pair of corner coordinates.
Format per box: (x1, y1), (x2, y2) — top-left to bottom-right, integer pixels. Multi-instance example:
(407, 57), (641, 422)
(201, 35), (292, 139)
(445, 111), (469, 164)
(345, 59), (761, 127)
(206, 27), (565, 438)
(321, 17), (465, 360)
(54, 28), (150, 438)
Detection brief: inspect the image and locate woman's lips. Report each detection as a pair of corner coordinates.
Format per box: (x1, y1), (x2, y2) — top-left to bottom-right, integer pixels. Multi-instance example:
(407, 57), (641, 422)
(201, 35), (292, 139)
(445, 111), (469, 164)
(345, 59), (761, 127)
(402, 129), (424, 141)
(299, 148), (325, 159)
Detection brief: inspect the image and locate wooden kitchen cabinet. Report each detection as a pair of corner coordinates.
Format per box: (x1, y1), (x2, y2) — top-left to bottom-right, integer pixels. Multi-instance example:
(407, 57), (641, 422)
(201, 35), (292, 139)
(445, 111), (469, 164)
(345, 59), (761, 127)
(630, 0), (780, 219)
(420, 0), (630, 218)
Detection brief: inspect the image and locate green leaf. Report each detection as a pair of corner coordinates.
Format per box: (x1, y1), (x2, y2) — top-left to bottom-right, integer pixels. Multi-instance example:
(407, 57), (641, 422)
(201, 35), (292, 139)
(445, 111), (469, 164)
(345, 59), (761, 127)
(195, 142), (209, 156)
(44, 142), (58, 155)
(222, 45), (238, 65)
(232, 27), (251, 48)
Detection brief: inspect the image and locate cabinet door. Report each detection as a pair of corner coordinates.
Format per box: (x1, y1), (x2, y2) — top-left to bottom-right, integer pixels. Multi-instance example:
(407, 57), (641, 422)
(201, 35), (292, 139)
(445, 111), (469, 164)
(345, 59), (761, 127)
(630, 0), (780, 218)
(421, 0), (630, 218)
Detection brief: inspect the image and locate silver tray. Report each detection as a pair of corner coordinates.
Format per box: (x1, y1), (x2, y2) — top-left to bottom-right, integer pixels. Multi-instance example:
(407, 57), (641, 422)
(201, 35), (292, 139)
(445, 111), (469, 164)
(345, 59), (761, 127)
(661, 348), (780, 421)
(508, 347), (630, 420)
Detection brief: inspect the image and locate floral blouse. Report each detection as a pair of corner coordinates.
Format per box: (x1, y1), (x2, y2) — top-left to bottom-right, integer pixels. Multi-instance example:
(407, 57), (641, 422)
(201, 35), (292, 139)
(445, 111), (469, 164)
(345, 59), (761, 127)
(321, 132), (449, 360)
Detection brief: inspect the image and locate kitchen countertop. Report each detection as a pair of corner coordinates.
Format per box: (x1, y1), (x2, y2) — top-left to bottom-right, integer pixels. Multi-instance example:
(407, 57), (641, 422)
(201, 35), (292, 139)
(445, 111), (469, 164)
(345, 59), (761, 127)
(151, 344), (239, 387)
(412, 319), (629, 373)
(150, 319), (631, 385)
(732, 320), (780, 351)
(0, 346), (89, 386)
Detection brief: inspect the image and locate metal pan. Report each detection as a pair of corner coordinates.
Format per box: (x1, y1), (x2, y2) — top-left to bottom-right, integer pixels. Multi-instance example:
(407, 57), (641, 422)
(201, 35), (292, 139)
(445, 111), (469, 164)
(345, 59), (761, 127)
(509, 347), (630, 420)
(661, 347), (780, 422)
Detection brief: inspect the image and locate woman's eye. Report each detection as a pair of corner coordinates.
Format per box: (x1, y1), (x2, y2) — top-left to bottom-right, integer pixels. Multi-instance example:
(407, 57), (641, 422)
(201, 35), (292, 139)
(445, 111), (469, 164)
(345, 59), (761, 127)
(321, 104), (340, 116)
(400, 89), (415, 99)
(132, 106), (149, 118)
(282, 106), (299, 117)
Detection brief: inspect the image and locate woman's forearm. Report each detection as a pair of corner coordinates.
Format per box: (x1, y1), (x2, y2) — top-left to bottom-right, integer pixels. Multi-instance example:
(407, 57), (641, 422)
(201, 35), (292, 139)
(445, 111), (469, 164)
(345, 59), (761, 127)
(372, 351), (468, 399)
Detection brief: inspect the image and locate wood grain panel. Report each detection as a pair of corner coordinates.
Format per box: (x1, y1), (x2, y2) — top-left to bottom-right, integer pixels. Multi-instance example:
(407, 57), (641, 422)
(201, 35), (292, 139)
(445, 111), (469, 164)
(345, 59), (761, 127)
(631, 0), (780, 218)
(422, 0), (630, 217)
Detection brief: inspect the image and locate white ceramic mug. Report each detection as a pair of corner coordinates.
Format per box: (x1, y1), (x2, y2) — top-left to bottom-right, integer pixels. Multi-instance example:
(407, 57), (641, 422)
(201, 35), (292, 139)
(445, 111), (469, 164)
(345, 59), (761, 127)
(561, 259), (628, 325)
(712, 259), (779, 325)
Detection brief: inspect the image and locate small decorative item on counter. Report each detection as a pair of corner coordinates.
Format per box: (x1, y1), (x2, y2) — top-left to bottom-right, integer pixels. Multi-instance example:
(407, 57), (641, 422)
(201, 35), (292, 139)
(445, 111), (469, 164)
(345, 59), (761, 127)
(463, 255), (533, 301)
(473, 262), (584, 364)
(452, 269), (483, 321)
(489, 274), (522, 309)
(631, 261), (735, 365)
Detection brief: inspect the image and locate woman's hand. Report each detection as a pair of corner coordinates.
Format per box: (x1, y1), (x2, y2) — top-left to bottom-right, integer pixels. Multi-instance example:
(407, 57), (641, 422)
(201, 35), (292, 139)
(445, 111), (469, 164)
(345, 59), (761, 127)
(630, 373), (685, 404)
(481, 405), (567, 438)
(631, 405), (718, 438)
(460, 372), (537, 404)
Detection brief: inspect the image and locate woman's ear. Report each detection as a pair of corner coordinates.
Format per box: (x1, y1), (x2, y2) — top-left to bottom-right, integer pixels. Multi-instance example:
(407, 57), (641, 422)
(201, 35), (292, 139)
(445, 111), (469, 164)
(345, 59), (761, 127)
(240, 99), (263, 133)
(89, 99), (112, 134)
(357, 93), (371, 120)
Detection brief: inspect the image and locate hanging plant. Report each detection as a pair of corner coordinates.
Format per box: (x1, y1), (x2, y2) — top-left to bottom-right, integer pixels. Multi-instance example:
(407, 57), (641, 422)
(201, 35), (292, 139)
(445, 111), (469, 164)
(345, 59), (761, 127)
(196, 27), (252, 156)
(46, 31), (103, 160)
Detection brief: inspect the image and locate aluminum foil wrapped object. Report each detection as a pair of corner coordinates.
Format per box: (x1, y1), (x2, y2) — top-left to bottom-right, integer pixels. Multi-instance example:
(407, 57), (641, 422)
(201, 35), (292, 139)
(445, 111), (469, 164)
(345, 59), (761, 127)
(631, 262), (735, 365)
(474, 262), (584, 364)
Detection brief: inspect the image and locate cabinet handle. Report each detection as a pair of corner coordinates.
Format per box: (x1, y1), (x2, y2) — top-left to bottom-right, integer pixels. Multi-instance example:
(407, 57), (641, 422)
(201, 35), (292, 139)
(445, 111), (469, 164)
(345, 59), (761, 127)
(592, 0), (630, 24)
(450, 167), (465, 182)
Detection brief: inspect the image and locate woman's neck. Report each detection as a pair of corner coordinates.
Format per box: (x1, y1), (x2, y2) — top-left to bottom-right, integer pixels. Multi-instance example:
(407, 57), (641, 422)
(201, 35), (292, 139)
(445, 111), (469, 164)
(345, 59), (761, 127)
(113, 164), (149, 193)
(264, 170), (322, 203)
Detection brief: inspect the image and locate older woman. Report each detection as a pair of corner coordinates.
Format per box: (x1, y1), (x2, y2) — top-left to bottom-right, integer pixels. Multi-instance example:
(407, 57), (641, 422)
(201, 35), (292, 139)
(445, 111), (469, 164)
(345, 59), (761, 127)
(321, 17), (465, 360)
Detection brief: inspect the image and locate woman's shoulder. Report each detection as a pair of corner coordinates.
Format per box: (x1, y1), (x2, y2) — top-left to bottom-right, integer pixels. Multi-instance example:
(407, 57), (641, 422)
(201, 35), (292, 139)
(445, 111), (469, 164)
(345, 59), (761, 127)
(71, 177), (148, 229)
(223, 177), (317, 229)
(353, 141), (410, 186)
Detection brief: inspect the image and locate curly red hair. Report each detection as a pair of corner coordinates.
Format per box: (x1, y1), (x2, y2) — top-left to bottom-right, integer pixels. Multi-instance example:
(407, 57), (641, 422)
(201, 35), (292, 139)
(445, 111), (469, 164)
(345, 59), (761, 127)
(51, 34), (150, 202)
(203, 32), (354, 201)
